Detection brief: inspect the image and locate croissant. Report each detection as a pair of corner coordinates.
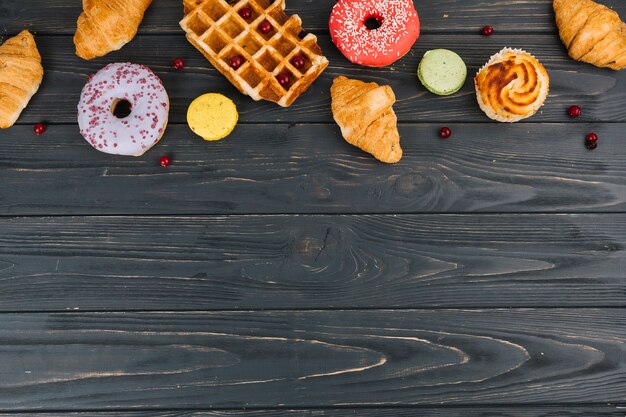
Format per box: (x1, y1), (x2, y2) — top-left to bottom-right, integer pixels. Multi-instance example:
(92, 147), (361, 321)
(74, 0), (153, 60)
(331, 76), (402, 164)
(0, 30), (44, 129)
(554, 0), (626, 70)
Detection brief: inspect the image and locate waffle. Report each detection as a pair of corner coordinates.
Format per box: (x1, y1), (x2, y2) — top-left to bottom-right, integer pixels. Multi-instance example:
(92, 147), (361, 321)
(180, 0), (329, 107)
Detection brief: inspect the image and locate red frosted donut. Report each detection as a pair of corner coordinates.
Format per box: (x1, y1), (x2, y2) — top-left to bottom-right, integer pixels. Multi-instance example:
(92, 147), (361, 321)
(329, 0), (420, 67)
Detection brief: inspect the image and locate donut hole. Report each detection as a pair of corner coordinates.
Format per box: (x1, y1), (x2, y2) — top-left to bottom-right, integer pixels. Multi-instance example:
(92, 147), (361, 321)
(364, 16), (383, 30)
(111, 99), (132, 119)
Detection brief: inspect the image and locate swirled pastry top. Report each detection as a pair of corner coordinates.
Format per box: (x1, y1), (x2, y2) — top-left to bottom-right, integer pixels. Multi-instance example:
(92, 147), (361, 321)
(475, 48), (550, 123)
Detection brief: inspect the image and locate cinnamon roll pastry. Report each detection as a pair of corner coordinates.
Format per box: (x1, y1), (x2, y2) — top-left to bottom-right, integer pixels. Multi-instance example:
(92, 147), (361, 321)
(475, 48), (550, 123)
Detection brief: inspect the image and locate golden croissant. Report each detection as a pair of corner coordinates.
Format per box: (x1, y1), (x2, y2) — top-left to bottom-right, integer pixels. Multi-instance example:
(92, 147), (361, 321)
(331, 76), (402, 164)
(554, 0), (626, 70)
(74, 0), (153, 60)
(0, 30), (44, 129)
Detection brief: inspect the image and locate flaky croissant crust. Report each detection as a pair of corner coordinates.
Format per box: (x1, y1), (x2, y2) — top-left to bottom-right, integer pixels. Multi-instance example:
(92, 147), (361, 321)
(74, 0), (153, 60)
(554, 0), (626, 70)
(331, 76), (402, 164)
(0, 30), (44, 128)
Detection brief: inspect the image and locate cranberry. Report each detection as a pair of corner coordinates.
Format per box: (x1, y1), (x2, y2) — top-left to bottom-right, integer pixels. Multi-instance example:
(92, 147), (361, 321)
(160, 156), (172, 167)
(238, 7), (252, 20)
(172, 58), (185, 70)
(230, 55), (244, 70)
(277, 72), (291, 87)
(291, 55), (306, 69)
(482, 25), (494, 36)
(568, 105), (582, 118)
(34, 123), (46, 135)
(439, 127), (452, 139)
(259, 20), (272, 34)
(585, 133), (598, 150)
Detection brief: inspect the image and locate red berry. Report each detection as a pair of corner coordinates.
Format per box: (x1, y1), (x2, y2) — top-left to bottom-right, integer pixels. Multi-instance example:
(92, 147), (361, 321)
(277, 72), (291, 87)
(172, 58), (185, 70)
(34, 123), (46, 135)
(482, 25), (494, 36)
(160, 156), (172, 167)
(585, 133), (598, 150)
(291, 55), (306, 69)
(259, 20), (272, 34)
(238, 7), (252, 20)
(230, 55), (244, 70)
(439, 127), (452, 139)
(568, 105), (582, 118)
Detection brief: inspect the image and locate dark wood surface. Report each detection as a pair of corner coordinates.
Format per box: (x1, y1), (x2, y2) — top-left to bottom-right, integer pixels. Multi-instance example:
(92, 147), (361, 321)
(1, 0), (625, 415)
(4, 123), (626, 215)
(7, 410), (626, 417)
(1, 310), (625, 409)
(1, 214), (625, 310)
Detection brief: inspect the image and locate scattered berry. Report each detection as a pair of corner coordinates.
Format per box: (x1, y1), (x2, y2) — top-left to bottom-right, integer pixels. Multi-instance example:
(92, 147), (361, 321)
(160, 156), (172, 167)
(482, 25), (494, 36)
(172, 58), (185, 70)
(238, 7), (252, 20)
(439, 127), (452, 139)
(277, 72), (291, 87)
(34, 123), (46, 135)
(567, 105), (582, 118)
(259, 20), (272, 34)
(585, 133), (598, 150)
(230, 55), (244, 70)
(291, 55), (306, 69)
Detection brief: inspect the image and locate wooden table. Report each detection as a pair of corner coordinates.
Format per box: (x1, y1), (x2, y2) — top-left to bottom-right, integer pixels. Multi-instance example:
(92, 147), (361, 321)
(1, 0), (625, 415)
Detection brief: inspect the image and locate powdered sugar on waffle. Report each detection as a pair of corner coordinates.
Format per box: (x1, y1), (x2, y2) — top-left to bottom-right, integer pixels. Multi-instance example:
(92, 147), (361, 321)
(78, 63), (169, 156)
(329, 0), (420, 67)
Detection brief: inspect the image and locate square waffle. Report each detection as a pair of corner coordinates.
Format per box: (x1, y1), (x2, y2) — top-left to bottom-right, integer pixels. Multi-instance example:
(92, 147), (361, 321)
(180, 0), (329, 107)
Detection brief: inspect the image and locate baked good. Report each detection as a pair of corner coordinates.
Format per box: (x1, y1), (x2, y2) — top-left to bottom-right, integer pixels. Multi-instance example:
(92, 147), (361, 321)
(475, 48), (550, 123)
(0, 30), (44, 129)
(329, 0), (420, 67)
(180, 0), (328, 107)
(187, 93), (238, 141)
(554, 0), (626, 70)
(74, 0), (153, 60)
(331, 76), (402, 163)
(418, 49), (467, 95)
(78, 63), (169, 156)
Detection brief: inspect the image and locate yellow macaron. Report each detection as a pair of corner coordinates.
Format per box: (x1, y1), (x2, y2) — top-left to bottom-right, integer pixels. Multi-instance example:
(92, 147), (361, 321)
(187, 93), (238, 141)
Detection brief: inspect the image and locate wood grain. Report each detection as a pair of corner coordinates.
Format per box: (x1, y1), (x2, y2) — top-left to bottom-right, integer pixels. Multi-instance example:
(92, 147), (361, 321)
(6, 34), (625, 124)
(7, 407), (626, 417)
(0, 310), (624, 409)
(2, 0), (626, 413)
(1, 123), (626, 215)
(0, 214), (625, 311)
(2, 0), (626, 34)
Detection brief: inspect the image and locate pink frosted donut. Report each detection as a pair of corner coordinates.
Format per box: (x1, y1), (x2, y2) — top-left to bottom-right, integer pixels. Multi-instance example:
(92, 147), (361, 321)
(329, 0), (420, 67)
(78, 63), (169, 156)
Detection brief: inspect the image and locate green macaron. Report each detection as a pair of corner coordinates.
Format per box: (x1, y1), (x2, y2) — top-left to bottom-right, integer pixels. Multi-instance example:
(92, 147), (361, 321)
(418, 49), (467, 96)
